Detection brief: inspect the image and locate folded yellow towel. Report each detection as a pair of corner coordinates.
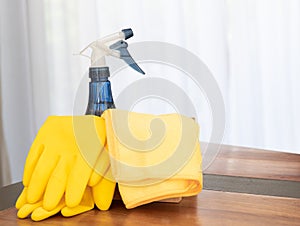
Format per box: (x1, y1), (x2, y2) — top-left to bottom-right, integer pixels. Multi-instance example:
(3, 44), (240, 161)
(102, 109), (202, 209)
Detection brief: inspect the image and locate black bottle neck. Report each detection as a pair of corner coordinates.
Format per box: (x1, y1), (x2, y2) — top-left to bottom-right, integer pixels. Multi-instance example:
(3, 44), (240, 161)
(89, 67), (110, 81)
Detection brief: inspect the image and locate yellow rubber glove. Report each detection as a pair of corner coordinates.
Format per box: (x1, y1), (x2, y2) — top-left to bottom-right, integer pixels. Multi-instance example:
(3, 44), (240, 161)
(16, 186), (94, 221)
(86, 140), (116, 210)
(22, 115), (107, 209)
(92, 165), (116, 210)
(16, 176), (115, 221)
(61, 186), (94, 217)
(16, 170), (116, 221)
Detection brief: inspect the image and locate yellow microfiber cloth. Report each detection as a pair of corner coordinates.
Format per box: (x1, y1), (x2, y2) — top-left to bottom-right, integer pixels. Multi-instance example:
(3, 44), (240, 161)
(102, 109), (202, 209)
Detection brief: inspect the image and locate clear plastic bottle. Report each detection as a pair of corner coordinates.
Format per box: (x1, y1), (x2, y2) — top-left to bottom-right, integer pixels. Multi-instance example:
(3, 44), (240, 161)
(85, 67), (115, 116)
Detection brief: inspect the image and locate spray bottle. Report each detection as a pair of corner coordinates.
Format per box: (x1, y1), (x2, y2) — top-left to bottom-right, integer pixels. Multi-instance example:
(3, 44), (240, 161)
(79, 28), (145, 116)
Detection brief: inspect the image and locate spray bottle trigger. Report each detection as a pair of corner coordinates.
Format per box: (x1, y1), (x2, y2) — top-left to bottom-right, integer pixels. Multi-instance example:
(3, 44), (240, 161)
(109, 40), (145, 75)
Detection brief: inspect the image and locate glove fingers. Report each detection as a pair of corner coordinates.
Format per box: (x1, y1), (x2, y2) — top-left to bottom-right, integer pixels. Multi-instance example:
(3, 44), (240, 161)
(43, 155), (74, 211)
(31, 199), (65, 221)
(65, 117), (105, 207)
(65, 157), (92, 207)
(23, 144), (44, 187)
(61, 187), (94, 217)
(88, 172), (103, 187)
(27, 151), (59, 203)
(93, 176), (116, 211)
(88, 148), (110, 186)
(17, 201), (43, 219)
(15, 187), (28, 209)
(61, 205), (94, 218)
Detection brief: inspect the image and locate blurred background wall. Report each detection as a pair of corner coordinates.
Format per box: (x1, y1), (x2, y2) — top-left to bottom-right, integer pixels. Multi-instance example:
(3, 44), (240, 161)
(1, 0), (299, 185)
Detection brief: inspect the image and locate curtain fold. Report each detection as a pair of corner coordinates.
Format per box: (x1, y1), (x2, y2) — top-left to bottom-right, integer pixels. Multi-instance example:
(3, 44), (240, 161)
(0, 80), (11, 187)
(0, 0), (35, 185)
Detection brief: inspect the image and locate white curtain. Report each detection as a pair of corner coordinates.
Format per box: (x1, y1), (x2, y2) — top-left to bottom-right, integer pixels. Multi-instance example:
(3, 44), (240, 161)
(226, 0), (300, 152)
(1, 0), (299, 185)
(0, 0), (35, 186)
(0, 83), (11, 187)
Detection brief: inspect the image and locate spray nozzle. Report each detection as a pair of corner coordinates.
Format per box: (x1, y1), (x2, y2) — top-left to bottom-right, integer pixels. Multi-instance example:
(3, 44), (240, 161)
(78, 28), (145, 75)
(122, 28), (133, 40)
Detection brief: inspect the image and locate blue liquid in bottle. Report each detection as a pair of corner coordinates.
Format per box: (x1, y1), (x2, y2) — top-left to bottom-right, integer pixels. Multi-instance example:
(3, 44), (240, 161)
(85, 67), (115, 116)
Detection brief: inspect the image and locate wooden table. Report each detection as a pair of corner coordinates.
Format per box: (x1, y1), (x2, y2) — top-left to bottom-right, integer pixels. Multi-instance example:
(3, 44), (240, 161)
(1, 144), (300, 226)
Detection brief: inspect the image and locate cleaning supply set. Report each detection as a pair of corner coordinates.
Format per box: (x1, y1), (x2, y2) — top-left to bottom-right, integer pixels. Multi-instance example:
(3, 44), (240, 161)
(15, 29), (203, 221)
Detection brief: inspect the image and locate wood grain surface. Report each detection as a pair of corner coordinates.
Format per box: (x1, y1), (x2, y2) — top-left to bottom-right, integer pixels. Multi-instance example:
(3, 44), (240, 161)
(1, 144), (300, 225)
(204, 144), (300, 181)
(0, 190), (299, 226)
